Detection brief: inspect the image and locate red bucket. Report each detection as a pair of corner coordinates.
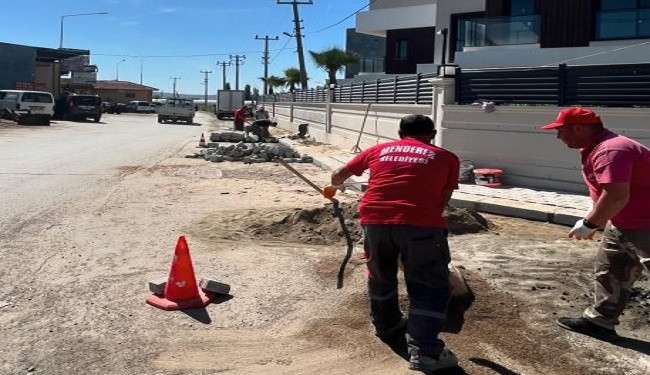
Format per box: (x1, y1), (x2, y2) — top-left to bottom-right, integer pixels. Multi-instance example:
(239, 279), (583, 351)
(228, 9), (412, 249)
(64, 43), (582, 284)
(474, 168), (503, 188)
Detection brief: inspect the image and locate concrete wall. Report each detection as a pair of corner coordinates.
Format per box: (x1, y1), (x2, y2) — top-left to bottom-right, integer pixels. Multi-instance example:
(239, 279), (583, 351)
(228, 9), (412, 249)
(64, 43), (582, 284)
(441, 105), (650, 192)
(0, 44), (36, 89)
(370, 0), (434, 11)
(271, 102), (431, 150)
(456, 39), (650, 69)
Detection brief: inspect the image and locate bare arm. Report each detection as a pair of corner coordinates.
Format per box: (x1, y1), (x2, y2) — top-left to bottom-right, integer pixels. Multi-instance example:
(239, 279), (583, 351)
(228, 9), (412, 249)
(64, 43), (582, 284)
(585, 182), (630, 227)
(331, 166), (354, 186)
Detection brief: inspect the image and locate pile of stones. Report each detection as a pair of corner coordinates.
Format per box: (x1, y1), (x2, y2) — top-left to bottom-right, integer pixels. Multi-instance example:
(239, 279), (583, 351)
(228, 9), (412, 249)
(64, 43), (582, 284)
(191, 141), (313, 164)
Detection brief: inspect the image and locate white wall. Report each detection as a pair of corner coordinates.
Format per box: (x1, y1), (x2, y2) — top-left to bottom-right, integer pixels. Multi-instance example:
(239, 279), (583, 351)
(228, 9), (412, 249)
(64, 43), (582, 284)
(441, 105), (650, 192)
(356, 3), (437, 37)
(456, 39), (650, 69)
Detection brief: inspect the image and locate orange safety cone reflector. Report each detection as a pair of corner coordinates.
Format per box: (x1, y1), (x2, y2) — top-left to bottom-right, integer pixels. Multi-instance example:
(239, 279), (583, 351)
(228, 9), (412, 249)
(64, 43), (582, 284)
(198, 133), (207, 147)
(146, 236), (213, 310)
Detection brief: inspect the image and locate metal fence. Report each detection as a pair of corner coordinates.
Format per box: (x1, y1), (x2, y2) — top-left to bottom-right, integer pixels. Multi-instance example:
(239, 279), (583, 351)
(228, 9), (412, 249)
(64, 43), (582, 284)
(260, 72), (437, 105)
(456, 63), (650, 107)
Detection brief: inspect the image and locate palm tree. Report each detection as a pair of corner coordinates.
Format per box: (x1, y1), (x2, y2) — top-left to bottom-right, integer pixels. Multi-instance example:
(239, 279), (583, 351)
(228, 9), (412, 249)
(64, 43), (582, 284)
(260, 76), (286, 94)
(284, 67), (303, 92)
(309, 47), (358, 86)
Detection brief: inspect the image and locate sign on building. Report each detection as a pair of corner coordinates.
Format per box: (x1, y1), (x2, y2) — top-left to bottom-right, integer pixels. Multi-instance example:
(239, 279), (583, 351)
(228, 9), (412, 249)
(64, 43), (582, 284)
(60, 55), (90, 74)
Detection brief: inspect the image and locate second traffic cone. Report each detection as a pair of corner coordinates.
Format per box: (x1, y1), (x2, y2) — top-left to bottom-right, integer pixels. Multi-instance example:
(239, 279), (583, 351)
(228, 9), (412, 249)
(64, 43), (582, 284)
(198, 133), (207, 147)
(146, 236), (212, 311)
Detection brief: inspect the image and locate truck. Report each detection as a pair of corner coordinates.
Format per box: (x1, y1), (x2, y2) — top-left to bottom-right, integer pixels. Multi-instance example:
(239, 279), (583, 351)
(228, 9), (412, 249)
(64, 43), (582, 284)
(157, 98), (195, 124)
(216, 90), (245, 120)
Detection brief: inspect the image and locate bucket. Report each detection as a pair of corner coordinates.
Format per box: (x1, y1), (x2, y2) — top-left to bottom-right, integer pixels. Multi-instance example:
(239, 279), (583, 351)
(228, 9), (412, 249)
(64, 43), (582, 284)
(474, 168), (503, 188)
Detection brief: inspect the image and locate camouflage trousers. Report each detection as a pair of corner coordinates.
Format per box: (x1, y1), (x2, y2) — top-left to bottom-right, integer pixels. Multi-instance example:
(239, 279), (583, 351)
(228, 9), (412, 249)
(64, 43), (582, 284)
(583, 225), (650, 329)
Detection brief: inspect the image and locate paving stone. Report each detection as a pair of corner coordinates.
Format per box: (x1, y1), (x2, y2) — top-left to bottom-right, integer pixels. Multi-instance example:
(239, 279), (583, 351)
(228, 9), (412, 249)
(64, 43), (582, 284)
(199, 278), (231, 295)
(148, 278), (167, 296)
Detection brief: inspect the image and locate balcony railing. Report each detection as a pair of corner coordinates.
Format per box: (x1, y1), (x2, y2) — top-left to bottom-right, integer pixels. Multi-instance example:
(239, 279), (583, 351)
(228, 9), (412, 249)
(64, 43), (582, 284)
(457, 15), (540, 50)
(596, 9), (650, 40)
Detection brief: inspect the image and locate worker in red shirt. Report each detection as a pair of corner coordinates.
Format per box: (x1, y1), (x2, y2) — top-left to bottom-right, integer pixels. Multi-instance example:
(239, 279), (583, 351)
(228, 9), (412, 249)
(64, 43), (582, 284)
(543, 107), (650, 342)
(233, 105), (248, 131)
(330, 114), (460, 372)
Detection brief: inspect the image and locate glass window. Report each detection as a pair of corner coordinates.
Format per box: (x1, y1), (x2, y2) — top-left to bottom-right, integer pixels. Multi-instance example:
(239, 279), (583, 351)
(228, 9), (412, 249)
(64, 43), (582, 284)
(21, 92), (53, 103)
(510, 0), (536, 16)
(395, 40), (408, 61)
(601, 0), (637, 10)
(640, 9), (650, 35)
(641, 0), (650, 8)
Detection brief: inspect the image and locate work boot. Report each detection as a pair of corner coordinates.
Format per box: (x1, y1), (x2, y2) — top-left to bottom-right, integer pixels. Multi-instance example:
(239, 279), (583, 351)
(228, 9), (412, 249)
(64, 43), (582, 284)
(409, 348), (458, 373)
(375, 317), (407, 339)
(557, 317), (619, 342)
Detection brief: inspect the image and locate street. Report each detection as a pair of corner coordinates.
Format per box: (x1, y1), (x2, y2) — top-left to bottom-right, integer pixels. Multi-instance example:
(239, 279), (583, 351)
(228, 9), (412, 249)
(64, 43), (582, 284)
(0, 113), (648, 375)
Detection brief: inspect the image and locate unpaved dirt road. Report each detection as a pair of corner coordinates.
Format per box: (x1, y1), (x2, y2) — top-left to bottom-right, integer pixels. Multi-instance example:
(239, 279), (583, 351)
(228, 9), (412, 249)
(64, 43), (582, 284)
(1, 114), (647, 375)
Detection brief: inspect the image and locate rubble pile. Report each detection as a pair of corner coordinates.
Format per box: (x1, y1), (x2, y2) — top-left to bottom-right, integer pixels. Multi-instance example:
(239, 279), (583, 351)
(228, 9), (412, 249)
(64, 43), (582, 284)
(208, 131), (269, 144)
(190, 141), (314, 164)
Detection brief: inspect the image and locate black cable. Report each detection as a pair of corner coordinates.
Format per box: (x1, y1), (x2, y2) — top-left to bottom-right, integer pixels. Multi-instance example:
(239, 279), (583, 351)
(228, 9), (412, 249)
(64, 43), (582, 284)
(306, 0), (378, 35)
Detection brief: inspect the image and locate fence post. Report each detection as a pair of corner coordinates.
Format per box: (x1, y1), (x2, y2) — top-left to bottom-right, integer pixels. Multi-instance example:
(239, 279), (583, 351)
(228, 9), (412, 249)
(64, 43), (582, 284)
(454, 67), (462, 104)
(430, 76), (457, 148)
(290, 91), (295, 123)
(393, 76), (398, 103)
(360, 81), (365, 103)
(325, 84), (333, 134)
(375, 79), (380, 103)
(558, 63), (567, 107)
(415, 73), (422, 104)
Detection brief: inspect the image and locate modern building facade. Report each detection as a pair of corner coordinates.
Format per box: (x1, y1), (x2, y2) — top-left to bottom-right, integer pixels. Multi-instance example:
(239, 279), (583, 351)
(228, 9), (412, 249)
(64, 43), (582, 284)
(355, 0), (650, 75)
(345, 28), (386, 78)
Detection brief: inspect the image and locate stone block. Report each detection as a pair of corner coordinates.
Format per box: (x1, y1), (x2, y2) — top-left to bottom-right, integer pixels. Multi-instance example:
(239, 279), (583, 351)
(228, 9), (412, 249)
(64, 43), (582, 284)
(149, 278), (167, 296)
(199, 278), (231, 295)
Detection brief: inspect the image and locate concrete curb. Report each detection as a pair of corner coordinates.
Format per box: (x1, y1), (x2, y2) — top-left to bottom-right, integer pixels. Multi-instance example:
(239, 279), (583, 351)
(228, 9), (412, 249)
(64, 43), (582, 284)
(308, 153), (582, 227)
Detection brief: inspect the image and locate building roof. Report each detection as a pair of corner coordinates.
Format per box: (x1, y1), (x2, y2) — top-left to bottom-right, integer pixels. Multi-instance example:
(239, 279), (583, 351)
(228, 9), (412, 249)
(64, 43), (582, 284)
(0, 42), (89, 62)
(94, 80), (158, 91)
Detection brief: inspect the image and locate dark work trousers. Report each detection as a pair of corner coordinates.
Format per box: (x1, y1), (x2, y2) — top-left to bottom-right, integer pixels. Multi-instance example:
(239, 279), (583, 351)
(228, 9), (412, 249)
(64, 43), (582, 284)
(363, 224), (451, 358)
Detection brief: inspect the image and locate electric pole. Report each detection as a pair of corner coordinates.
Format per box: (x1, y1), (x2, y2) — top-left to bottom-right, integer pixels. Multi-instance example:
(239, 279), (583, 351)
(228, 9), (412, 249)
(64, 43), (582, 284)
(229, 54), (246, 90)
(216, 61), (231, 90)
(200, 70), (212, 108)
(278, 0), (312, 90)
(170, 77), (181, 98)
(255, 34), (279, 95)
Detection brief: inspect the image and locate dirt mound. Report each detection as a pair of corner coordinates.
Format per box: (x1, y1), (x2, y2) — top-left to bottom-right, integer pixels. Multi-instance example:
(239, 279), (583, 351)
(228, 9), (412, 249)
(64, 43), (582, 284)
(249, 202), (490, 245)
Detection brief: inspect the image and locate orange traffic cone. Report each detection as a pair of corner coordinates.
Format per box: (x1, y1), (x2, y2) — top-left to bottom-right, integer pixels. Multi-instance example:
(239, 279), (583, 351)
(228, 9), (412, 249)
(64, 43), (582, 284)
(146, 236), (212, 310)
(198, 133), (207, 148)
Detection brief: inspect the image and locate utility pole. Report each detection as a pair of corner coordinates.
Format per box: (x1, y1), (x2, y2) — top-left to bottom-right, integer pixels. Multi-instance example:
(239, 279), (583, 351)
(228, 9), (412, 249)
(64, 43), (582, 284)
(255, 34), (279, 95)
(139, 58), (144, 85)
(170, 77), (181, 98)
(278, 0), (312, 90)
(200, 70), (212, 108)
(229, 54), (246, 90)
(216, 61), (231, 90)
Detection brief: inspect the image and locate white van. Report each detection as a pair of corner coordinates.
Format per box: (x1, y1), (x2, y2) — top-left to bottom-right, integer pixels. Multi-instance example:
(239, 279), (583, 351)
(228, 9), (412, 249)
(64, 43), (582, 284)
(127, 100), (155, 113)
(0, 90), (55, 125)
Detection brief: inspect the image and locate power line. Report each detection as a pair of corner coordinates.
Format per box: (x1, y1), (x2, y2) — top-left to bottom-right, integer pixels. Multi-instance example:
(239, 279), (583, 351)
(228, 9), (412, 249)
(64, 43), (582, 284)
(306, 0), (378, 35)
(269, 37), (292, 65)
(278, 0), (312, 90)
(93, 49), (285, 59)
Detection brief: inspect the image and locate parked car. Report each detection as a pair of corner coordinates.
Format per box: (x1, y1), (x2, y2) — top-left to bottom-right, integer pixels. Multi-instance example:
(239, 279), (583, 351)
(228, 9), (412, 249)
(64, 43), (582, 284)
(104, 102), (125, 114)
(126, 101), (155, 113)
(157, 98), (195, 124)
(0, 90), (55, 125)
(65, 95), (102, 122)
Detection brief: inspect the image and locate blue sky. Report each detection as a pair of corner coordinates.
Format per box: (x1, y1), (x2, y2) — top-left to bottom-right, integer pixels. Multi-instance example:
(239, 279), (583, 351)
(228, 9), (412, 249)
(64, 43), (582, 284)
(1, 0), (367, 95)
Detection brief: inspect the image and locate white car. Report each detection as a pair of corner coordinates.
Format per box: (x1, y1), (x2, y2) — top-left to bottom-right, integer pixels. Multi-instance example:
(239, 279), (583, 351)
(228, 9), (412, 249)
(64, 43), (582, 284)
(0, 90), (55, 125)
(127, 100), (155, 113)
(157, 98), (195, 124)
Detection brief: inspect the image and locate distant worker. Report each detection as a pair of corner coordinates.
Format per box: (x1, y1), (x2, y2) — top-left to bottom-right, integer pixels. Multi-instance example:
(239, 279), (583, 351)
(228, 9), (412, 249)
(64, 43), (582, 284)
(254, 105), (270, 120)
(329, 115), (460, 372)
(233, 105), (248, 131)
(542, 107), (650, 342)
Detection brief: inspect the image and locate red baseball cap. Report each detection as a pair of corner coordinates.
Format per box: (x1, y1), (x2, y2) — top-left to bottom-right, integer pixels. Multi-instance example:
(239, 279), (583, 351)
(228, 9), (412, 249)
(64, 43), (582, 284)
(542, 107), (602, 130)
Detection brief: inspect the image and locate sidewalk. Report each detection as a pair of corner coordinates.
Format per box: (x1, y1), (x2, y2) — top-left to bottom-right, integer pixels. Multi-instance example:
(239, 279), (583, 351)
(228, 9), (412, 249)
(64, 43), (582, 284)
(294, 146), (590, 227)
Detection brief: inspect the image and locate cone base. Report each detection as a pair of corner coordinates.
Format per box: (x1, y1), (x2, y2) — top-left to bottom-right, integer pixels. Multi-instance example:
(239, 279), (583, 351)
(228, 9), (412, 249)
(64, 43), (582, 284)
(146, 289), (213, 311)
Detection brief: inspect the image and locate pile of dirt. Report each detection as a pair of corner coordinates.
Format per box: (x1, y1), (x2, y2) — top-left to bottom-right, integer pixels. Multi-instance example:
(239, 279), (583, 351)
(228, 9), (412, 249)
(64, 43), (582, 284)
(248, 202), (490, 245)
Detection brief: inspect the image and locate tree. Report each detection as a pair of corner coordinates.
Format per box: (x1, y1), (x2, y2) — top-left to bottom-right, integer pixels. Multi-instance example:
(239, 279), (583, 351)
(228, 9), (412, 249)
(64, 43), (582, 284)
(309, 47), (358, 87)
(260, 76), (286, 94)
(252, 88), (260, 101)
(244, 84), (252, 100)
(284, 67), (303, 92)
(224, 82), (231, 90)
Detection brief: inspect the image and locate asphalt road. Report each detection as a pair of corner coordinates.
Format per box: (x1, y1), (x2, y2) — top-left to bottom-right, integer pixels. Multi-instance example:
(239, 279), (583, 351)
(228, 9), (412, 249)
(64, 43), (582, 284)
(0, 113), (201, 236)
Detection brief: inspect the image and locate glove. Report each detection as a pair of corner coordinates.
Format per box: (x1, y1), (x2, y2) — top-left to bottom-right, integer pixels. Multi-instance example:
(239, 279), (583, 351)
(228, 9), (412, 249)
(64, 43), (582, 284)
(322, 185), (342, 199)
(568, 219), (598, 240)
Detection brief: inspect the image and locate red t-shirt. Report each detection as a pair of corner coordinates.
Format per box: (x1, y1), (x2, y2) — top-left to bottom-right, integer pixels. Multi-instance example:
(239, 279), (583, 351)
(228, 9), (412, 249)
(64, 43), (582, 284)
(345, 138), (460, 228)
(234, 108), (246, 123)
(581, 130), (650, 230)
